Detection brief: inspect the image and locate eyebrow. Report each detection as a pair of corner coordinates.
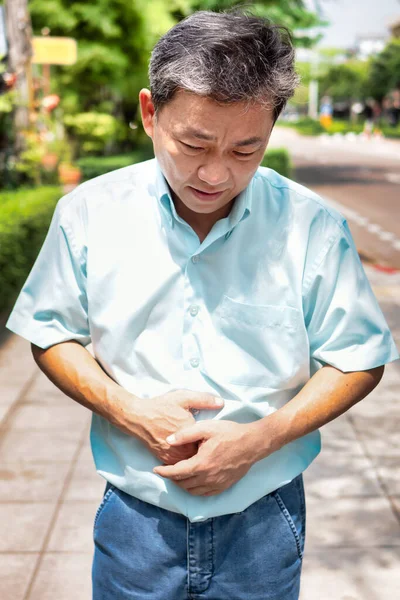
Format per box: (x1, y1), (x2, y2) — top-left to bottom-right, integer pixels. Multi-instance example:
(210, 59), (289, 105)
(179, 128), (263, 147)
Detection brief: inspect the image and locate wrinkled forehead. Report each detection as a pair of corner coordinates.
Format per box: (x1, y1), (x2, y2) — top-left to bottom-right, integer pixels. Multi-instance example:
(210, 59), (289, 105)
(156, 90), (274, 139)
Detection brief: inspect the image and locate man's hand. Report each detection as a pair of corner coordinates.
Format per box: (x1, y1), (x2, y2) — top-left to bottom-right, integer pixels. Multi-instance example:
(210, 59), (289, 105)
(153, 420), (259, 496)
(131, 390), (224, 466)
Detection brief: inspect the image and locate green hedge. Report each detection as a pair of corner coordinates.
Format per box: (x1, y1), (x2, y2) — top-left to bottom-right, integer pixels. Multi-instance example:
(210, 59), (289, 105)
(77, 147), (154, 181)
(280, 118), (400, 139)
(261, 148), (292, 178)
(0, 187), (61, 313)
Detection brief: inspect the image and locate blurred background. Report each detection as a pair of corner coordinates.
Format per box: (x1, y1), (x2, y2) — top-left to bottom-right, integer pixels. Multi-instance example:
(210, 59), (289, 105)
(0, 2), (399, 599)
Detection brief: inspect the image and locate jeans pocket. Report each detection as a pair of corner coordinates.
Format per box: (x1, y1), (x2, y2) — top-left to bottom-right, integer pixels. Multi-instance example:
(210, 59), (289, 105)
(272, 476), (305, 561)
(94, 482), (116, 531)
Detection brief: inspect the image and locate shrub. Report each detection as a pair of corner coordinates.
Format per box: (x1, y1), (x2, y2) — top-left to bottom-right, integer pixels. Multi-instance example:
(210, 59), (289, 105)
(76, 146), (154, 181)
(261, 148), (292, 178)
(63, 112), (128, 156)
(0, 187), (61, 313)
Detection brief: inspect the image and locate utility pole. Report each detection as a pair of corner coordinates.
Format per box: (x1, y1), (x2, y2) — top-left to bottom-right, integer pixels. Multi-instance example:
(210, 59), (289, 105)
(4, 0), (33, 144)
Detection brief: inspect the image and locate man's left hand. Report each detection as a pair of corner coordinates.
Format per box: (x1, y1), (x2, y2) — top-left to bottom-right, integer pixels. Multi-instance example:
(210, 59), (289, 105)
(153, 420), (261, 496)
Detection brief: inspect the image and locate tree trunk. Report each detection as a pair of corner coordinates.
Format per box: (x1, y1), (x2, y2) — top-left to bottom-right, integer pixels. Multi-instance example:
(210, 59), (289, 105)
(4, 0), (33, 145)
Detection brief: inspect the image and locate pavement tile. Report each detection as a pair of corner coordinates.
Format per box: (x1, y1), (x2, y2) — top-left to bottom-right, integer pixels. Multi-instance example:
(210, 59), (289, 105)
(0, 553), (38, 600)
(349, 415), (399, 436)
(7, 402), (90, 432)
(0, 462), (70, 502)
(27, 372), (72, 405)
(47, 502), (97, 553)
(303, 451), (382, 498)
(348, 394), (399, 419)
(369, 456), (400, 496)
(356, 432), (400, 457)
(0, 335), (36, 390)
(300, 547), (400, 600)
(305, 495), (400, 548)
(27, 553), (93, 600)
(0, 503), (55, 551)
(64, 444), (105, 502)
(0, 430), (80, 463)
(320, 417), (365, 455)
(390, 496), (400, 519)
(0, 403), (11, 422)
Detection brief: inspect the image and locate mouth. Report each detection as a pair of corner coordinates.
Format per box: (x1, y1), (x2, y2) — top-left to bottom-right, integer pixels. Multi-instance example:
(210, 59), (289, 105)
(188, 186), (226, 201)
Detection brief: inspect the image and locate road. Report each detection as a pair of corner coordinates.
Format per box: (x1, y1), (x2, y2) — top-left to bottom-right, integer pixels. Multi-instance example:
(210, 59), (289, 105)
(268, 127), (400, 270)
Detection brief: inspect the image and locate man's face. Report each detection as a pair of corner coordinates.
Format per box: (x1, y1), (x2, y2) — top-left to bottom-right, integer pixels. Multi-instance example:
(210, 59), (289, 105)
(140, 89), (275, 220)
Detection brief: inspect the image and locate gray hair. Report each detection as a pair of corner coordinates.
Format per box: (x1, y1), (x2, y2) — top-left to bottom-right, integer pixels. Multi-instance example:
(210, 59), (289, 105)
(149, 10), (299, 120)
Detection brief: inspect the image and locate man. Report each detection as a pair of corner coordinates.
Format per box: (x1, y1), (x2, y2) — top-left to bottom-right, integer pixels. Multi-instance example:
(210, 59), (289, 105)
(6, 10), (399, 600)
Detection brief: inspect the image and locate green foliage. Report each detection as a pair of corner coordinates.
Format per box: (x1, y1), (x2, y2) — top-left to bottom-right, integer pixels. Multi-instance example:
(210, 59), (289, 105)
(0, 187), (61, 313)
(63, 112), (127, 155)
(367, 39), (400, 101)
(28, 0), (320, 125)
(0, 90), (16, 114)
(280, 117), (325, 136)
(279, 118), (400, 139)
(13, 135), (46, 186)
(28, 0), (189, 119)
(76, 146), (155, 180)
(324, 121), (363, 135)
(318, 61), (369, 101)
(380, 125), (400, 139)
(261, 148), (292, 178)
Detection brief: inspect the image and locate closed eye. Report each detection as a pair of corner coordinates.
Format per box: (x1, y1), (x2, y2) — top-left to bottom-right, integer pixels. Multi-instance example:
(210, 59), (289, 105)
(234, 150), (257, 157)
(181, 142), (204, 151)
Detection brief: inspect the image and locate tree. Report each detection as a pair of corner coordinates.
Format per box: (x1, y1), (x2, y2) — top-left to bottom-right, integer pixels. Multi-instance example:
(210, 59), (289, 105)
(4, 0), (33, 139)
(318, 61), (369, 102)
(367, 39), (400, 101)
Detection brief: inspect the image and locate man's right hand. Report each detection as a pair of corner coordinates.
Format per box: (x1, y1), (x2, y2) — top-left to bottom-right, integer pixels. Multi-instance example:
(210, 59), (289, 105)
(118, 389), (224, 465)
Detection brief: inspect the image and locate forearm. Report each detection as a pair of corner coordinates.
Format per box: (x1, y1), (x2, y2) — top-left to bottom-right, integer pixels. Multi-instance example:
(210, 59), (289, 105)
(31, 341), (142, 436)
(250, 364), (385, 462)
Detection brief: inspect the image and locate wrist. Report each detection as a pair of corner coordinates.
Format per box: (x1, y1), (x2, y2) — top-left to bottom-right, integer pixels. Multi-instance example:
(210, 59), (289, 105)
(246, 411), (288, 462)
(105, 386), (143, 436)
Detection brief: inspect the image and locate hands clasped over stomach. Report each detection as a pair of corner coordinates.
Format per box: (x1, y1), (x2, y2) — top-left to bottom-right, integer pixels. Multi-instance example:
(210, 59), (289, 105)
(131, 390), (256, 497)
(134, 389), (224, 465)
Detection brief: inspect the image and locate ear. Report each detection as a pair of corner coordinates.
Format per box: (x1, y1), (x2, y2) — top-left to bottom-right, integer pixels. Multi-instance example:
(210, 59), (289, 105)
(139, 88), (156, 139)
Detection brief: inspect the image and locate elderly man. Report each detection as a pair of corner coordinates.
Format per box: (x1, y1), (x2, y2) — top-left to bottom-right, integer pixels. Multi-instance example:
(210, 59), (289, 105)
(6, 10), (399, 600)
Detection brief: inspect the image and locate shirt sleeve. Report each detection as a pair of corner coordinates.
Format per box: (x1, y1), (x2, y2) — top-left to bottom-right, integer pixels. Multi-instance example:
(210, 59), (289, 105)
(303, 219), (399, 374)
(6, 195), (91, 349)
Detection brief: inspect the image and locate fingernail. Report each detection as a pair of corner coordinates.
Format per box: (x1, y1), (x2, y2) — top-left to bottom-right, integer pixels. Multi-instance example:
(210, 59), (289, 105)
(214, 398), (224, 406)
(166, 434), (176, 444)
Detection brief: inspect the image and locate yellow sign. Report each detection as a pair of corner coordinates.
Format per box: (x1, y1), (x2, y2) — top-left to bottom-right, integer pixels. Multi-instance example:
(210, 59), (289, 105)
(32, 37), (77, 66)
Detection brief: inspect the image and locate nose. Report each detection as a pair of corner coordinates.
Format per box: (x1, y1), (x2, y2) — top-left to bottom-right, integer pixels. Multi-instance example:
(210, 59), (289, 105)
(197, 160), (230, 188)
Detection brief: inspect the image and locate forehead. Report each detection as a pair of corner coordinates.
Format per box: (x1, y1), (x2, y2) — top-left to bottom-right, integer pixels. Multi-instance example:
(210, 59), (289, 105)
(157, 90), (273, 138)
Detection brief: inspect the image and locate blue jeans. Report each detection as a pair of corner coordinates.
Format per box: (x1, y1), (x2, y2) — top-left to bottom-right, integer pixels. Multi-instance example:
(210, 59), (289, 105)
(92, 474), (306, 599)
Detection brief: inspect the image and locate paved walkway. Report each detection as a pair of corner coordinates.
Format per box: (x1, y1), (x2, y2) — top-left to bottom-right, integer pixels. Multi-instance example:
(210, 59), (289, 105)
(0, 262), (399, 600)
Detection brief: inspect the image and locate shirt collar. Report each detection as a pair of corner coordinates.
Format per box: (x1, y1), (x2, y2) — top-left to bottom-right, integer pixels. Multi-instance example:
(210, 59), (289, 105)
(155, 158), (253, 236)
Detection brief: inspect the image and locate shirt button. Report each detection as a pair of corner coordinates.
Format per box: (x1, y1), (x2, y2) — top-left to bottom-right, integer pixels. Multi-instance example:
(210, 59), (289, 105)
(190, 358), (200, 368)
(191, 255), (200, 263)
(189, 305), (199, 317)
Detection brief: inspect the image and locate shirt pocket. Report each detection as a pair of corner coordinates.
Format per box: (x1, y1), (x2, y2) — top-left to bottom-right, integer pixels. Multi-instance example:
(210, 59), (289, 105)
(204, 295), (302, 388)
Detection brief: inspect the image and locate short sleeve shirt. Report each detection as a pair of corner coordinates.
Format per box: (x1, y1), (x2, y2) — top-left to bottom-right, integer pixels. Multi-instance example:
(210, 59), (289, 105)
(6, 158), (399, 522)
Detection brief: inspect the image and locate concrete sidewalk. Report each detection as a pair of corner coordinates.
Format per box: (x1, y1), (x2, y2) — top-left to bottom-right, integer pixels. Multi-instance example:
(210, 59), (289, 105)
(0, 263), (399, 600)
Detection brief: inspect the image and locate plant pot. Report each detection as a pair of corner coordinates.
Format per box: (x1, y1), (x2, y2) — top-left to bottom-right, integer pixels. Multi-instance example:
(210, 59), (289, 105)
(41, 153), (59, 170)
(58, 164), (82, 185)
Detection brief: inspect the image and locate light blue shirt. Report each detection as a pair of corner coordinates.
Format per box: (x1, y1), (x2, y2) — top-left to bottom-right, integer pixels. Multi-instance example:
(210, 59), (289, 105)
(6, 158), (399, 522)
